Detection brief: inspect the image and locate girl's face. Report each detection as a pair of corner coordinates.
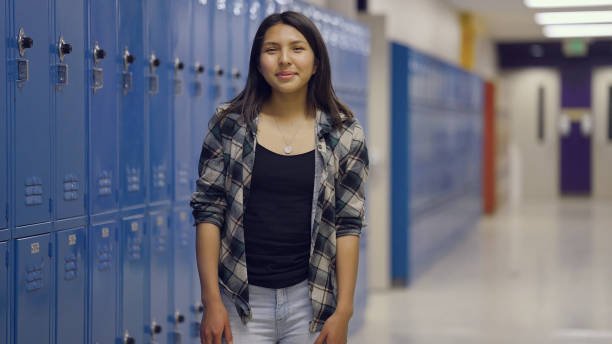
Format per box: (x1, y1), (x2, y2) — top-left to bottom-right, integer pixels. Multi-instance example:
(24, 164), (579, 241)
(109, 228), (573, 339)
(258, 23), (317, 96)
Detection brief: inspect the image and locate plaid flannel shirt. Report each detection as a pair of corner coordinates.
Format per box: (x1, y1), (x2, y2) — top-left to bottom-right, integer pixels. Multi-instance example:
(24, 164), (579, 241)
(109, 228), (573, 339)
(190, 107), (369, 333)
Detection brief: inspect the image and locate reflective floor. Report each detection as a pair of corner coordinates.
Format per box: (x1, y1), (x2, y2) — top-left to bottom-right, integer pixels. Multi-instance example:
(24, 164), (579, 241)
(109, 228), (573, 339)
(350, 199), (612, 344)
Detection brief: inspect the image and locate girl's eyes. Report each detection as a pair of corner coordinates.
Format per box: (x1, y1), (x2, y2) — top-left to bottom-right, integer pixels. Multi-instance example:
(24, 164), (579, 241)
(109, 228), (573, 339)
(263, 47), (305, 53)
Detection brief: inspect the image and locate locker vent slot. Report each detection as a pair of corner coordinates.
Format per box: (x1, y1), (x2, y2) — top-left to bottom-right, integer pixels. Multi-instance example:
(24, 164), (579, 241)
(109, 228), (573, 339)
(153, 165), (166, 189)
(25, 263), (44, 292)
(24, 177), (44, 206)
(64, 254), (78, 281)
(63, 174), (80, 201)
(127, 168), (140, 193)
(177, 165), (189, 185)
(96, 244), (112, 271)
(98, 170), (112, 196)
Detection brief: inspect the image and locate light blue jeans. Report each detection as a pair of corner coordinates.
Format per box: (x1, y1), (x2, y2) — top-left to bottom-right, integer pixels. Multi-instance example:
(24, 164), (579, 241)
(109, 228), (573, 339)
(221, 279), (320, 344)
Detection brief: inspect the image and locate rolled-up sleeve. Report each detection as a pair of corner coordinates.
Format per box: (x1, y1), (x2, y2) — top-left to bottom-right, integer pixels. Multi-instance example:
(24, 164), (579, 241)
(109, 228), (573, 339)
(190, 115), (228, 228)
(335, 121), (369, 237)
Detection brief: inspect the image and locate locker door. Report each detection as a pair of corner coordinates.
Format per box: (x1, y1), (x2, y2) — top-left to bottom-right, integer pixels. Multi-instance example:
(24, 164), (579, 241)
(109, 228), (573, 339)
(0, 241), (8, 344)
(171, 208), (193, 342)
(56, 227), (86, 344)
(247, 0), (262, 47)
(90, 0), (119, 214)
(171, 0), (193, 203)
(191, 0), (213, 189)
(89, 221), (118, 344)
(54, 0), (86, 220)
(14, 233), (53, 344)
(13, 0), (52, 227)
(120, 216), (145, 344)
(212, 0), (230, 110)
(118, 0), (146, 208)
(229, 0), (248, 98)
(147, 0), (172, 204)
(148, 210), (171, 344)
(191, 237), (204, 344)
(0, 0), (6, 230)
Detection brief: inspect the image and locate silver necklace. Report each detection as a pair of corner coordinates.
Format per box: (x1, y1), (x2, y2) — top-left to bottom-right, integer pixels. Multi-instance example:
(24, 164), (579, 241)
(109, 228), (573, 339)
(271, 115), (302, 154)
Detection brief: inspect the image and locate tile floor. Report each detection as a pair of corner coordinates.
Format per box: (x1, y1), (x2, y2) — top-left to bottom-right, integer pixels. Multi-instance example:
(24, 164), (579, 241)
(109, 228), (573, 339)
(350, 199), (612, 343)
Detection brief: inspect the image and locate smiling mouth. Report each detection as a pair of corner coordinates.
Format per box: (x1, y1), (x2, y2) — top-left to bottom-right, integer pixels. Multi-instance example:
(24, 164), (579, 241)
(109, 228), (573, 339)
(276, 72), (296, 79)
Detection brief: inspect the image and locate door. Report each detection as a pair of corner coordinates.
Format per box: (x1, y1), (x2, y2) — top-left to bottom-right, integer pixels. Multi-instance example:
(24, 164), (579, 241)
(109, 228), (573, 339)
(120, 215), (146, 344)
(13, 0), (52, 227)
(54, 0), (87, 220)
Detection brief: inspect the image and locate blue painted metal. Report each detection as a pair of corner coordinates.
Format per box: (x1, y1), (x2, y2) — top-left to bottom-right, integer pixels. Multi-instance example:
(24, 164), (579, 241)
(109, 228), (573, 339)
(118, 0), (147, 209)
(147, 0), (172, 206)
(247, 0), (263, 50)
(191, 0), (212, 192)
(171, 207), (194, 342)
(0, 241), (8, 344)
(171, 0), (192, 204)
(148, 209), (171, 344)
(211, 0), (230, 110)
(89, 0), (119, 215)
(13, 0), (52, 227)
(1, 0), (7, 231)
(119, 215), (146, 344)
(89, 221), (118, 344)
(229, 0), (248, 98)
(55, 227), (86, 344)
(14, 233), (53, 344)
(54, 0), (87, 221)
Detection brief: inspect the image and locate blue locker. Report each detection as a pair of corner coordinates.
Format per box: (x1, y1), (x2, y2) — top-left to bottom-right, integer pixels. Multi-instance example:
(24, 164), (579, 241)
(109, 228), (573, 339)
(229, 0), (248, 98)
(89, 0), (119, 215)
(0, 241), (8, 344)
(0, 0), (6, 231)
(55, 227), (86, 344)
(171, 0), (192, 203)
(171, 207), (193, 342)
(89, 221), (118, 344)
(191, 236), (204, 344)
(54, 0), (87, 220)
(212, 0), (230, 109)
(120, 215), (146, 344)
(148, 209), (171, 343)
(118, 0), (147, 208)
(14, 233), (53, 344)
(247, 0), (263, 48)
(13, 0), (52, 227)
(263, 0), (276, 16)
(148, 0), (172, 205)
(191, 0), (212, 189)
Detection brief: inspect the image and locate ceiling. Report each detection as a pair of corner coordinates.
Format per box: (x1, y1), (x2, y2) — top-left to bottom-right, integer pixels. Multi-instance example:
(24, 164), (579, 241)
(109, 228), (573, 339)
(443, 0), (612, 41)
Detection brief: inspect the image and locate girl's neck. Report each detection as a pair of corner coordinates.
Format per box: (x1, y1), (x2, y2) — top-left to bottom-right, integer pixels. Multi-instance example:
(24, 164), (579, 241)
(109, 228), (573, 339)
(263, 89), (311, 122)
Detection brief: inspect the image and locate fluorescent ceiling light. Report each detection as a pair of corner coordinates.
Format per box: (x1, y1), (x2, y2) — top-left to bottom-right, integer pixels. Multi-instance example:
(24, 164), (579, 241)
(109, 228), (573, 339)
(543, 23), (612, 37)
(536, 11), (612, 24)
(526, 0), (612, 8)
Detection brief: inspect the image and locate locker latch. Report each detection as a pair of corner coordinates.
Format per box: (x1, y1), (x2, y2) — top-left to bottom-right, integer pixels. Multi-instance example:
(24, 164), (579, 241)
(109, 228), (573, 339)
(193, 62), (205, 97)
(55, 64), (69, 90)
(16, 28), (33, 87)
(174, 58), (184, 96)
(148, 53), (160, 95)
(92, 41), (106, 92)
(122, 47), (135, 95)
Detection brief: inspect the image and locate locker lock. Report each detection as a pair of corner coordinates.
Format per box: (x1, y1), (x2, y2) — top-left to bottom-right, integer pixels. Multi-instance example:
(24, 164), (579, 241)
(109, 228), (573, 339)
(93, 42), (106, 65)
(195, 62), (205, 74)
(150, 53), (161, 71)
(175, 311), (185, 323)
(18, 28), (34, 57)
(58, 35), (72, 62)
(123, 47), (135, 69)
(174, 58), (185, 72)
(151, 322), (162, 334)
(123, 331), (135, 344)
(214, 64), (224, 77)
(194, 302), (204, 314)
(232, 68), (241, 79)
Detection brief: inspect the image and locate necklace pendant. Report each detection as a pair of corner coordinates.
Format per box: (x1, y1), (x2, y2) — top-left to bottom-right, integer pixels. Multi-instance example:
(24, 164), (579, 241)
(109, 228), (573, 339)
(284, 145), (292, 154)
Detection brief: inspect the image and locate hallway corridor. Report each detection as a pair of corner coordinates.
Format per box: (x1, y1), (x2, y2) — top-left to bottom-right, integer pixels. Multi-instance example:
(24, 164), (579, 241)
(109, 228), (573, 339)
(352, 199), (612, 343)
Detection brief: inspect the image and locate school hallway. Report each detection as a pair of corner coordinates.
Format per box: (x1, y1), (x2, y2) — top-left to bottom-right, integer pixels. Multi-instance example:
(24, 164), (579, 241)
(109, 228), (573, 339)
(351, 199), (612, 344)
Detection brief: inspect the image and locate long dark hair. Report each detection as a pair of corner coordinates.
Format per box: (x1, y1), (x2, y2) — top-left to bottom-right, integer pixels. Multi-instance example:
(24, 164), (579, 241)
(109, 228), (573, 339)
(218, 11), (352, 130)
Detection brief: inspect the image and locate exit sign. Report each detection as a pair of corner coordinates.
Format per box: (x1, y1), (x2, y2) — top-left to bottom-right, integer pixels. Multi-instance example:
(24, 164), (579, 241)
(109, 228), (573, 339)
(563, 39), (588, 57)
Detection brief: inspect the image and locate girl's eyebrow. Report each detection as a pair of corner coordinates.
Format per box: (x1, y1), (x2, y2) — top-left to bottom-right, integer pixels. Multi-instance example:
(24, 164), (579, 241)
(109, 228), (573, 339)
(262, 40), (307, 46)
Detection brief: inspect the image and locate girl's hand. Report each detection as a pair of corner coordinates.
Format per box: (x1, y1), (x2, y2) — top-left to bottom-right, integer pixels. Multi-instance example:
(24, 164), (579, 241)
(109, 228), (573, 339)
(313, 311), (351, 344)
(201, 299), (233, 344)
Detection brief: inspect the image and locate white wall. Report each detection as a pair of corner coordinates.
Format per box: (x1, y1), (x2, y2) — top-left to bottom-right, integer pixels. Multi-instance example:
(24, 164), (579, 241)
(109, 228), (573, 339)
(369, 0), (461, 65)
(591, 68), (612, 199)
(499, 69), (561, 201)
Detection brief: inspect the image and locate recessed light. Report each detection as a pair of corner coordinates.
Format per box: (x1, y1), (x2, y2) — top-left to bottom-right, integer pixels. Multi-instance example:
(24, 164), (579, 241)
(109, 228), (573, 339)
(536, 11), (612, 24)
(543, 23), (612, 37)
(526, 0), (612, 8)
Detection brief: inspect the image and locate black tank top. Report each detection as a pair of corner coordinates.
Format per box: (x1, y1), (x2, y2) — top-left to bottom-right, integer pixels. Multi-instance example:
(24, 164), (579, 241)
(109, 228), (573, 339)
(244, 142), (315, 288)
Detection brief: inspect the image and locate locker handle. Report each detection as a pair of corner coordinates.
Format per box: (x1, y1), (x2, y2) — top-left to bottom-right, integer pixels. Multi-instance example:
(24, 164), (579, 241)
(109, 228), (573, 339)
(214, 65), (224, 77)
(195, 64), (205, 74)
(175, 311), (185, 323)
(152, 323), (162, 334)
(57, 35), (71, 62)
(60, 43), (72, 55)
(18, 28), (33, 57)
(232, 68), (241, 79)
(175, 58), (185, 71)
(95, 49), (106, 60)
(123, 47), (135, 69)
